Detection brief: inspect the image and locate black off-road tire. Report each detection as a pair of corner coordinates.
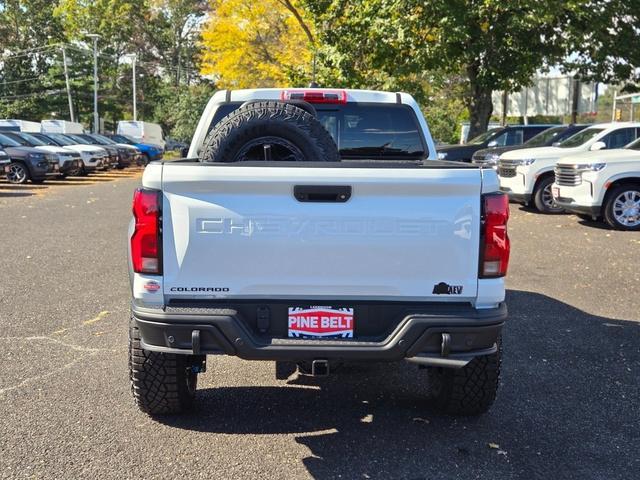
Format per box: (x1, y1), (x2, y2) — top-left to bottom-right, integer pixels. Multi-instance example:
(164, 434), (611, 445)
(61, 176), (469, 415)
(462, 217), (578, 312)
(533, 176), (564, 213)
(603, 184), (640, 231)
(200, 101), (339, 163)
(427, 339), (501, 416)
(129, 317), (197, 415)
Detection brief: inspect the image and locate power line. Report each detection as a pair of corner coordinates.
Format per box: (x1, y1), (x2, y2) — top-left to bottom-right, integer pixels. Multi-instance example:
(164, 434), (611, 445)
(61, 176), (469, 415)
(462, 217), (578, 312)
(0, 44), (63, 60)
(65, 44), (190, 77)
(0, 89), (67, 101)
(0, 74), (66, 86)
(2, 43), (194, 80)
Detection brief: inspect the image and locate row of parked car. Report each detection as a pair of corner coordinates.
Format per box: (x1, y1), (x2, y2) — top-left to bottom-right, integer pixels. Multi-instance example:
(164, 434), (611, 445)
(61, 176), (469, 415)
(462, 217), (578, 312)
(437, 122), (640, 231)
(0, 119), (165, 184)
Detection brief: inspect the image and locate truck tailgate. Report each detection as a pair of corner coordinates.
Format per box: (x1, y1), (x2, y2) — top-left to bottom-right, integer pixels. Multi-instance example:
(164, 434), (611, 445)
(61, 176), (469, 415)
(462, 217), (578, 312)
(161, 163), (481, 302)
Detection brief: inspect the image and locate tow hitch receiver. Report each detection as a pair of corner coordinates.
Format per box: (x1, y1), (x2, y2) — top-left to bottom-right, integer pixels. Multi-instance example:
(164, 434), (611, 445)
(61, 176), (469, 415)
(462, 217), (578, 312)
(311, 359), (330, 376)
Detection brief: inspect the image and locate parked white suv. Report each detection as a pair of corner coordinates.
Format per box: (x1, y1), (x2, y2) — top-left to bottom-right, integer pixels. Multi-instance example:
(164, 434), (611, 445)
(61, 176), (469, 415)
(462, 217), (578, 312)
(498, 122), (640, 213)
(552, 139), (640, 230)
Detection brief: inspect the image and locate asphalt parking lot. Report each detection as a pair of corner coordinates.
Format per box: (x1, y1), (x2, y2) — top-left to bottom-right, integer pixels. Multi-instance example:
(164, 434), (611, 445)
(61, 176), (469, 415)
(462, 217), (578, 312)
(1, 172), (638, 480)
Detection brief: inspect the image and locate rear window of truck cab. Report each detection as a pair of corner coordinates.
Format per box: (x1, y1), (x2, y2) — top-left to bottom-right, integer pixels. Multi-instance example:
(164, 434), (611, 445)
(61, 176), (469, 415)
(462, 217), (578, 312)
(209, 102), (427, 160)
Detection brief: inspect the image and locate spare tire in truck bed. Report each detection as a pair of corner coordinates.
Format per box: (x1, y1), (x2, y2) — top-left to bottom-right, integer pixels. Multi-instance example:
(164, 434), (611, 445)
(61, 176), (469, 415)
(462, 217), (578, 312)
(200, 101), (339, 163)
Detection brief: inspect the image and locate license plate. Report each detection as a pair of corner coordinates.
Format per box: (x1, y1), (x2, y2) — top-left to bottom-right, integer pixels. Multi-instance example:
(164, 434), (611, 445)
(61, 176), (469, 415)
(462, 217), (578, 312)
(288, 306), (354, 339)
(552, 186), (560, 199)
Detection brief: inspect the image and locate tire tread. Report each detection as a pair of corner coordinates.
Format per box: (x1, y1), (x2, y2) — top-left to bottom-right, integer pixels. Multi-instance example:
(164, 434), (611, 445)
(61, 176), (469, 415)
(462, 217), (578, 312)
(129, 317), (195, 415)
(428, 341), (501, 416)
(200, 101), (339, 163)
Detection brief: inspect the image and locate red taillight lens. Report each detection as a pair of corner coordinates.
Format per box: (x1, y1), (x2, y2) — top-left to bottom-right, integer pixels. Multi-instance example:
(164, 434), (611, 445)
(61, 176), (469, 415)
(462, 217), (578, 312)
(280, 89), (347, 104)
(480, 193), (510, 278)
(131, 188), (161, 274)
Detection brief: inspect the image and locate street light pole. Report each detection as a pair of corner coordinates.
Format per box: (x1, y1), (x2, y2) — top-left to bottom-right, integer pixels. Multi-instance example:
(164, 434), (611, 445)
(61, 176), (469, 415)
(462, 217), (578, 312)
(87, 34), (101, 133)
(61, 47), (75, 123)
(131, 54), (137, 121)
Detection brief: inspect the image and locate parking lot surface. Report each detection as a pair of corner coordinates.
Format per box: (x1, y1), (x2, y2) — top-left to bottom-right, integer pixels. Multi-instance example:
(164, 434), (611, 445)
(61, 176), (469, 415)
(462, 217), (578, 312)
(1, 174), (638, 479)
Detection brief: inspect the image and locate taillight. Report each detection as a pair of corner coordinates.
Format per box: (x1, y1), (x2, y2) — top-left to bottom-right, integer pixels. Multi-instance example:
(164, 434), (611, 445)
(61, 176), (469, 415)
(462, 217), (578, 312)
(131, 188), (161, 274)
(480, 192), (510, 278)
(280, 89), (347, 104)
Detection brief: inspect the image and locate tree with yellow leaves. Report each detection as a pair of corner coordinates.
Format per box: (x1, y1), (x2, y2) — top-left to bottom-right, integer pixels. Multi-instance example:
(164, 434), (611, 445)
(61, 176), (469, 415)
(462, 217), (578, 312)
(200, 0), (315, 88)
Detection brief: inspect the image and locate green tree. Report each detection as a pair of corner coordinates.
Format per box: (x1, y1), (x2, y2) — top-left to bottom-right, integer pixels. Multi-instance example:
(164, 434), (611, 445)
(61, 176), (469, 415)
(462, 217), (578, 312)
(52, 0), (209, 130)
(152, 82), (214, 140)
(303, 0), (570, 138)
(140, 0), (208, 86)
(564, 0), (640, 85)
(420, 74), (468, 144)
(0, 0), (67, 120)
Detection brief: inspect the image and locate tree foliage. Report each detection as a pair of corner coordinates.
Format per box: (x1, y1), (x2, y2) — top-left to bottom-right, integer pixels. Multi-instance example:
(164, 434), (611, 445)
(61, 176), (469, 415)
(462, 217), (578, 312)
(304, 0), (571, 138)
(3, 0), (640, 141)
(0, 0), (210, 136)
(564, 0), (640, 85)
(200, 0), (314, 88)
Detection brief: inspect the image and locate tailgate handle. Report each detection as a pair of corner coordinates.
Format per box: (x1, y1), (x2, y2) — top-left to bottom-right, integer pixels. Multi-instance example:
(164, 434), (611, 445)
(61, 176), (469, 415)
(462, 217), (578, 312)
(294, 185), (351, 203)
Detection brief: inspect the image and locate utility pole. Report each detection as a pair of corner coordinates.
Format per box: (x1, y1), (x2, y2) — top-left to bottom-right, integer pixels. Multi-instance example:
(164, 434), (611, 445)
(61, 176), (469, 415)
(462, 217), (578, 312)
(501, 91), (508, 126)
(87, 34), (101, 133)
(570, 77), (581, 124)
(129, 54), (137, 121)
(61, 48), (75, 123)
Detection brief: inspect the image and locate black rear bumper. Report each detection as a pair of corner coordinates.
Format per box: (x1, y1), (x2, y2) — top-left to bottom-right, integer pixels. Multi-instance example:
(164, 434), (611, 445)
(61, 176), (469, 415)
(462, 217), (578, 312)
(132, 300), (506, 368)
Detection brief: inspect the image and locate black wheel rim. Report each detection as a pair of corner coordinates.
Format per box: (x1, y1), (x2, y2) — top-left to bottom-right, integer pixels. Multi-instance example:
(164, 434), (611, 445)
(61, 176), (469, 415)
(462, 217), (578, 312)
(233, 136), (305, 162)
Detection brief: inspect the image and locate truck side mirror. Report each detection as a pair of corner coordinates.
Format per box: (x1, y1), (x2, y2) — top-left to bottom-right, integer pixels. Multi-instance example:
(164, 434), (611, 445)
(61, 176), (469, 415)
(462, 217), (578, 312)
(180, 146), (189, 158)
(590, 141), (606, 151)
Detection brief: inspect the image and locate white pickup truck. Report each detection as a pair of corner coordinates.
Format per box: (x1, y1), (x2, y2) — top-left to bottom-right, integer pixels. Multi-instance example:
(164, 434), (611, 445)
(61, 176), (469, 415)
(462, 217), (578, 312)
(128, 88), (510, 417)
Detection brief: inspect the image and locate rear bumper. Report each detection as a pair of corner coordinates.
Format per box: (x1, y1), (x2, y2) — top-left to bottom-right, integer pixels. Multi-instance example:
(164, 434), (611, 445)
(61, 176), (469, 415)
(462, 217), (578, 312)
(131, 300), (506, 368)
